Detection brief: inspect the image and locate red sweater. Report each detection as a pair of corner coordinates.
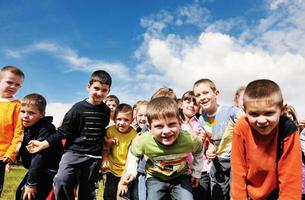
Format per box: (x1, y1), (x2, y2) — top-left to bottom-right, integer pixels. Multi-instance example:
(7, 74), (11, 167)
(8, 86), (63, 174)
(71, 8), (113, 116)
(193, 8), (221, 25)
(231, 116), (302, 200)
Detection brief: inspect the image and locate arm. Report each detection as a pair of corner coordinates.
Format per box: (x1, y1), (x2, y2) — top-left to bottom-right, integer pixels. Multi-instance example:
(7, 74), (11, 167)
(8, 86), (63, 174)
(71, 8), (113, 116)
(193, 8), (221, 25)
(4, 103), (23, 162)
(191, 136), (204, 187)
(230, 123), (248, 199)
(278, 131), (302, 200)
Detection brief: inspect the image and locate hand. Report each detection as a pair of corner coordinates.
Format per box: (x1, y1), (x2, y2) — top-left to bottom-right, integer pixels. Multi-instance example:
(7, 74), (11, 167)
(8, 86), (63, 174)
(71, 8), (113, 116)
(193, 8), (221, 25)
(101, 160), (109, 172)
(3, 157), (14, 165)
(106, 137), (119, 146)
(5, 163), (12, 172)
(117, 180), (129, 197)
(26, 140), (49, 153)
(206, 143), (217, 160)
(121, 173), (135, 185)
(22, 185), (37, 200)
(191, 177), (200, 188)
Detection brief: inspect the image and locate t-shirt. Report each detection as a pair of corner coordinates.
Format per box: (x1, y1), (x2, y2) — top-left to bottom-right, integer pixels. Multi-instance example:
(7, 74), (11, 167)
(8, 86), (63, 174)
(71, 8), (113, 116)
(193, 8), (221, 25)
(130, 130), (203, 180)
(106, 125), (137, 177)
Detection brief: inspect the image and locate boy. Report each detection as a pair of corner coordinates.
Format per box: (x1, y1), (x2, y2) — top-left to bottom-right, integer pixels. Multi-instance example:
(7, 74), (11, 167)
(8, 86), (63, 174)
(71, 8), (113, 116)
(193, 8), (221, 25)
(16, 93), (63, 200)
(27, 70), (111, 200)
(193, 78), (243, 200)
(102, 103), (137, 200)
(119, 97), (204, 200)
(231, 79), (302, 200)
(105, 95), (120, 127)
(0, 65), (24, 196)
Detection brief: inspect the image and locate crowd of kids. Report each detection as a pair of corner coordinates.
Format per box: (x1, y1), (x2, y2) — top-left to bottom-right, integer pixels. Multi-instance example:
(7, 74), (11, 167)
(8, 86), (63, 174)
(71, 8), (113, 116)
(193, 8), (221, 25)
(0, 65), (304, 200)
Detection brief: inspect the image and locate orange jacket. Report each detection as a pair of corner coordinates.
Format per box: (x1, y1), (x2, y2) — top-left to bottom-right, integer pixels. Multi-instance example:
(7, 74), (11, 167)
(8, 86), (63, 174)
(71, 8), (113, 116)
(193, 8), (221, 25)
(0, 99), (23, 161)
(231, 116), (302, 200)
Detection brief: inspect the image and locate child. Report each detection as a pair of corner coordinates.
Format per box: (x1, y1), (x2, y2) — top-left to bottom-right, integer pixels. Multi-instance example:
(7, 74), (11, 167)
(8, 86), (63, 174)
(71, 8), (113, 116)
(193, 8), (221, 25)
(133, 100), (148, 133)
(231, 79), (302, 199)
(0, 66), (24, 196)
(27, 70), (112, 200)
(233, 86), (245, 109)
(193, 78), (243, 200)
(119, 97), (204, 200)
(179, 91), (210, 200)
(105, 95), (120, 127)
(102, 103), (137, 200)
(16, 93), (63, 200)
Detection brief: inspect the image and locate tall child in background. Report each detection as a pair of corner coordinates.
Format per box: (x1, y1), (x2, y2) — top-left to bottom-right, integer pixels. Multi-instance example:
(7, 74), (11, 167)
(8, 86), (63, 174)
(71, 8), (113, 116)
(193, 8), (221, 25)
(105, 95), (120, 127)
(179, 91), (211, 200)
(119, 97), (204, 200)
(16, 93), (63, 200)
(0, 66), (24, 196)
(231, 79), (302, 199)
(102, 103), (137, 200)
(233, 86), (245, 109)
(27, 70), (111, 200)
(193, 78), (243, 200)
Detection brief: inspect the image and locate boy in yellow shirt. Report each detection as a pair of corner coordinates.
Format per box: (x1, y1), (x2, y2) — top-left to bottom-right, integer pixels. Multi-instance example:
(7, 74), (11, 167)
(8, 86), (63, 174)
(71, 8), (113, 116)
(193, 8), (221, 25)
(0, 65), (24, 196)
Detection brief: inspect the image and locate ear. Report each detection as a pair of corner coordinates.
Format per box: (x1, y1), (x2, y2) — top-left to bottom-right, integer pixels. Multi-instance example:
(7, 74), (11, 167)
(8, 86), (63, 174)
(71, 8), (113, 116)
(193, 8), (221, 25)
(41, 111), (46, 117)
(215, 90), (220, 96)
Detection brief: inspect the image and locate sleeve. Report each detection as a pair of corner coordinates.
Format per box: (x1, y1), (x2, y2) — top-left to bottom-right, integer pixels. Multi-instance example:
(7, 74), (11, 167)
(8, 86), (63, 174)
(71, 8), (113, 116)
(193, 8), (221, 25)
(5, 103), (23, 162)
(125, 146), (140, 177)
(191, 136), (204, 178)
(230, 120), (248, 199)
(46, 106), (80, 147)
(300, 129), (305, 153)
(278, 131), (302, 200)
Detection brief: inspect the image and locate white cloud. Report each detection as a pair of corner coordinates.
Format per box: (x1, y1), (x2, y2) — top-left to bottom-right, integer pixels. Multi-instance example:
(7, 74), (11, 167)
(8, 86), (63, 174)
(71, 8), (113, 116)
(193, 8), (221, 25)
(5, 42), (131, 80)
(46, 102), (72, 128)
(134, 0), (305, 117)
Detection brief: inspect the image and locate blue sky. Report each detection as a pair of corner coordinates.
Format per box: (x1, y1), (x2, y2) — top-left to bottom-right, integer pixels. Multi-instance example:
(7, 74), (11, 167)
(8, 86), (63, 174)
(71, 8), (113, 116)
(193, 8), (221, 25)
(1, 0), (305, 126)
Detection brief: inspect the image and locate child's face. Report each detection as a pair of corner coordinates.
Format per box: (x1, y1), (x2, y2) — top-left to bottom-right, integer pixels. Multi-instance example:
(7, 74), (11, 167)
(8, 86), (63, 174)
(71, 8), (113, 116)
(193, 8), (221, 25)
(181, 98), (199, 119)
(106, 100), (118, 114)
(87, 82), (110, 105)
(115, 112), (133, 133)
(20, 105), (45, 127)
(193, 82), (219, 115)
(150, 116), (180, 146)
(136, 105), (147, 129)
(0, 71), (23, 98)
(245, 99), (282, 135)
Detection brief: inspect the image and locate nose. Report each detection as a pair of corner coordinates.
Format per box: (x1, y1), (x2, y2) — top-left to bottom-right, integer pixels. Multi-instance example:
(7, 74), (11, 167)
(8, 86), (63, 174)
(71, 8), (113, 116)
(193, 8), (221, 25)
(257, 116), (267, 125)
(162, 126), (171, 134)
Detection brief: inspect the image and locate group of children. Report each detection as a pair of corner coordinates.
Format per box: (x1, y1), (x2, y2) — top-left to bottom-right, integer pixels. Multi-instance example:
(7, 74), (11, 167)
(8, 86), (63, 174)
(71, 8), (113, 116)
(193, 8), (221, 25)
(0, 65), (303, 200)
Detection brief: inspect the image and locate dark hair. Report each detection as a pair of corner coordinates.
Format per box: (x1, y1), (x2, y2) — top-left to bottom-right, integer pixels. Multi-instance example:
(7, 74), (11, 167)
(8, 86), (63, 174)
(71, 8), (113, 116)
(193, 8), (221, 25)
(243, 79), (283, 109)
(0, 65), (25, 79)
(89, 70), (112, 87)
(21, 93), (47, 113)
(147, 96), (179, 124)
(114, 103), (133, 119)
(105, 95), (120, 105)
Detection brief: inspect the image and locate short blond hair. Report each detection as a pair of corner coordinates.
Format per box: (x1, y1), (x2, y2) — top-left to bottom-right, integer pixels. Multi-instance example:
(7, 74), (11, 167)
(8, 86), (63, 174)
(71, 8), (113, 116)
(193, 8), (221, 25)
(0, 65), (24, 79)
(193, 78), (217, 92)
(147, 97), (179, 124)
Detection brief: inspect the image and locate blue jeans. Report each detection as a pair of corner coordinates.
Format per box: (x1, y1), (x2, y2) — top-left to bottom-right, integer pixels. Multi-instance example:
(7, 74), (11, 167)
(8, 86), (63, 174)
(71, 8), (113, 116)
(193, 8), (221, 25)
(146, 174), (193, 200)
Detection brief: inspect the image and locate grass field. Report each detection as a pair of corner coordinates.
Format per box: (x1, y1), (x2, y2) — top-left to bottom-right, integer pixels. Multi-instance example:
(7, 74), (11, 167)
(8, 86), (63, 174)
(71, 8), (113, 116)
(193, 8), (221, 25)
(2, 165), (104, 200)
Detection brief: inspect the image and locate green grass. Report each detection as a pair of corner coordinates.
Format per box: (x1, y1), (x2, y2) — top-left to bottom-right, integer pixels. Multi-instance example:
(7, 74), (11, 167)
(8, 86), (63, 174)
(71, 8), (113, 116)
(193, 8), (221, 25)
(2, 165), (104, 200)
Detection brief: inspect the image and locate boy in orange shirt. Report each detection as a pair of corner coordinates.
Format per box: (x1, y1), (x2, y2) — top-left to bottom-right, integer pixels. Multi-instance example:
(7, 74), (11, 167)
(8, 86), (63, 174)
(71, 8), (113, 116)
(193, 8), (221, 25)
(0, 66), (24, 197)
(231, 79), (302, 200)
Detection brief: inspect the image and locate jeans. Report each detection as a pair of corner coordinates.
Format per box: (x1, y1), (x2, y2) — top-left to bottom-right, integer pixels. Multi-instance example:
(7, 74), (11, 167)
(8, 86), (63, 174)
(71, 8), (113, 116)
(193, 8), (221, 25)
(146, 174), (193, 200)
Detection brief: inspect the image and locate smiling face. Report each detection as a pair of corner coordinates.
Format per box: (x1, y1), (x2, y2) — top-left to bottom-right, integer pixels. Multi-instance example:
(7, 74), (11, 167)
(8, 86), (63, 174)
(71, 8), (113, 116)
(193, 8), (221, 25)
(181, 97), (199, 121)
(193, 82), (219, 115)
(136, 105), (148, 129)
(20, 104), (45, 127)
(245, 98), (282, 135)
(150, 116), (181, 146)
(87, 81), (110, 105)
(0, 71), (23, 98)
(115, 112), (133, 133)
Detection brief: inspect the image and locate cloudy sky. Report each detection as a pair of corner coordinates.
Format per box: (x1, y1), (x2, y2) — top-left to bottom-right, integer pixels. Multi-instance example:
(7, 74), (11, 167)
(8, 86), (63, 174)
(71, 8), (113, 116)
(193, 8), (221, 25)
(1, 0), (304, 126)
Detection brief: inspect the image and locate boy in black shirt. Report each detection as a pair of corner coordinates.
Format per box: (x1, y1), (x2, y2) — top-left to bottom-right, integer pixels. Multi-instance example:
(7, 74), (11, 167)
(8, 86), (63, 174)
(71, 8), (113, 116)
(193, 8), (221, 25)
(16, 93), (63, 200)
(28, 70), (112, 200)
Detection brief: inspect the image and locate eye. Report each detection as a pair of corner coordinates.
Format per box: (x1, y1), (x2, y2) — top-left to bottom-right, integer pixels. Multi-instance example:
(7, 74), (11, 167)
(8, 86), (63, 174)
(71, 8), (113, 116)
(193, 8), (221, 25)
(20, 110), (25, 114)
(265, 112), (275, 116)
(248, 112), (258, 117)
